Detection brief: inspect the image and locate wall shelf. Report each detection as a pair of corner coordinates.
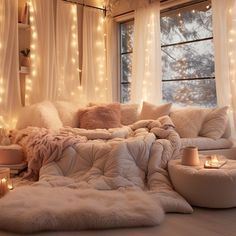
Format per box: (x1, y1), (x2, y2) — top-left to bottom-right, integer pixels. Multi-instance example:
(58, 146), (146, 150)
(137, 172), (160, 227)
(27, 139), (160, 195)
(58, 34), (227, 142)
(18, 22), (30, 30)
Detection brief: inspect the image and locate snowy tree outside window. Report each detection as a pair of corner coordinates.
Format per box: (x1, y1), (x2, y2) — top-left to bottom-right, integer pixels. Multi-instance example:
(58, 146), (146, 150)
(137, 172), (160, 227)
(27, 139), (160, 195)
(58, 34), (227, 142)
(119, 0), (216, 107)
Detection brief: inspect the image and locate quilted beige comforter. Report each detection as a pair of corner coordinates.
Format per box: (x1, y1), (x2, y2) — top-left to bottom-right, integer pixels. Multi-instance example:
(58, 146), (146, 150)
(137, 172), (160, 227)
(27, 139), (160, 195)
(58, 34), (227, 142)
(0, 116), (193, 233)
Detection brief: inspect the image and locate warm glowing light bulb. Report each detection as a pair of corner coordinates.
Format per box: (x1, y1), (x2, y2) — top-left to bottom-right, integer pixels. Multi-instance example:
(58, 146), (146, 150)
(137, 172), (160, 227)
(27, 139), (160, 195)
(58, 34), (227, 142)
(29, 16), (34, 22)
(32, 32), (37, 39)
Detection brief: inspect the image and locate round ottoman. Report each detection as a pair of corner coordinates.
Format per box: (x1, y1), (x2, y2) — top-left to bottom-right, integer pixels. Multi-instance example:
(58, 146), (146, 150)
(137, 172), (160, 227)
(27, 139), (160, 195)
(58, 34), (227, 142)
(0, 145), (24, 165)
(168, 158), (236, 208)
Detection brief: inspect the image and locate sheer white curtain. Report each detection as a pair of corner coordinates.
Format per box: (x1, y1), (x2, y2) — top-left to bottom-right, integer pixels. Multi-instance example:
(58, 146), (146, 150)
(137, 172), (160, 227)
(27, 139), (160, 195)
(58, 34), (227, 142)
(131, 1), (162, 105)
(106, 17), (118, 102)
(82, 7), (112, 103)
(27, 0), (57, 104)
(0, 0), (21, 128)
(56, 0), (81, 103)
(212, 0), (236, 139)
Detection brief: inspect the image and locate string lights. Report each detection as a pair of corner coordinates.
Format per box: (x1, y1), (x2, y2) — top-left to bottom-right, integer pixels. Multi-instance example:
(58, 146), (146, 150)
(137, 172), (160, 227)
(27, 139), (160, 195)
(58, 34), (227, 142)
(228, 6), (236, 118)
(57, 3), (82, 102)
(26, 0), (36, 106)
(0, 3), (4, 106)
(142, 12), (155, 101)
(93, 14), (108, 102)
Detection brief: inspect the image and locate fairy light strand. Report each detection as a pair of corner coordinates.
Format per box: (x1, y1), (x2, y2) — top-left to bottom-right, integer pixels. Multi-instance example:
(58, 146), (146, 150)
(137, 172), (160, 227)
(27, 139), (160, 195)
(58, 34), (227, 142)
(26, 0), (36, 106)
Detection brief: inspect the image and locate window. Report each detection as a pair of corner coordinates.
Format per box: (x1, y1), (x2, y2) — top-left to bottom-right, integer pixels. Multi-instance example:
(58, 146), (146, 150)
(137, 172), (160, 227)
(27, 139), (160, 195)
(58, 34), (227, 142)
(161, 1), (216, 107)
(120, 20), (134, 103)
(119, 0), (216, 107)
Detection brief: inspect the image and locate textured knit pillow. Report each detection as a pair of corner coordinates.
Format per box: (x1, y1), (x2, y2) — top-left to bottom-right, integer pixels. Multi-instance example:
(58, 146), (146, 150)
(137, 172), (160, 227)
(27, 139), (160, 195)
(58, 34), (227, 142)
(199, 106), (229, 139)
(170, 108), (208, 138)
(16, 101), (63, 130)
(78, 103), (121, 129)
(139, 101), (172, 120)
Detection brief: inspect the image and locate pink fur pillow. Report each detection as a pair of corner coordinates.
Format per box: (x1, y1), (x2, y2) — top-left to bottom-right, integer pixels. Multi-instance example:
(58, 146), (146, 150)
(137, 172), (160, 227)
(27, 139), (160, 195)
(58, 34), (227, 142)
(78, 103), (121, 129)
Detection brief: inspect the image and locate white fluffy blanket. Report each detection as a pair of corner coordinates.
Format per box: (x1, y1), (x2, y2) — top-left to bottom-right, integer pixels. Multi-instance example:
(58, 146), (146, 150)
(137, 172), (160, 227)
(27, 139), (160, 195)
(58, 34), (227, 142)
(0, 187), (164, 234)
(0, 117), (193, 233)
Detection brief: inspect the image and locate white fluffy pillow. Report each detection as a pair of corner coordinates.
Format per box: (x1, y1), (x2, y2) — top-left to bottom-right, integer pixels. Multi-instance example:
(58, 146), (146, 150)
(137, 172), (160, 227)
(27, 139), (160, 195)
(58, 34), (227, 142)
(199, 106), (228, 139)
(120, 104), (140, 125)
(54, 101), (80, 127)
(16, 101), (63, 130)
(170, 108), (208, 138)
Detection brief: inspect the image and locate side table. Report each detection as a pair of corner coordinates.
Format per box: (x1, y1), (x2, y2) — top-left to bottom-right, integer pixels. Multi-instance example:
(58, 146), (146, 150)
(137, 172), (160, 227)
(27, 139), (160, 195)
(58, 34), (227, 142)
(168, 158), (236, 208)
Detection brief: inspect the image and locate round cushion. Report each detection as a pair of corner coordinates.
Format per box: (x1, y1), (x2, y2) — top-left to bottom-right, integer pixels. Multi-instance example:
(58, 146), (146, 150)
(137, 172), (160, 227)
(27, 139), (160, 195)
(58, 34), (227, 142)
(0, 145), (24, 165)
(168, 158), (236, 208)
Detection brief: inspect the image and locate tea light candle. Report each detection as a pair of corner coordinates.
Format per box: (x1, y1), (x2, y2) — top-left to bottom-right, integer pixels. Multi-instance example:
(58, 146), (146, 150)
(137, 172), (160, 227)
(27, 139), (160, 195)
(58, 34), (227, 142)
(204, 155), (226, 168)
(0, 177), (9, 197)
(7, 179), (14, 190)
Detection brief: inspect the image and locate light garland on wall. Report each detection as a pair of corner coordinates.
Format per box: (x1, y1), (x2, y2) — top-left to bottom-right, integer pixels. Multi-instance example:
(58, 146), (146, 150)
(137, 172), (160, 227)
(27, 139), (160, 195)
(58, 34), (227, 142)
(228, 7), (236, 117)
(142, 13), (155, 102)
(94, 15), (108, 102)
(0, 3), (4, 106)
(26, 0), (36, 106)
(70, 4), (81, 100)
(57, 4), (82, 102)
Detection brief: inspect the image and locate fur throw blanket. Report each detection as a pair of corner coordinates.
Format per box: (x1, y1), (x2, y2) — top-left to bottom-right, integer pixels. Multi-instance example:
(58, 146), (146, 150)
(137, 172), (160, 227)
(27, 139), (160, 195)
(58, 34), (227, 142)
(0, 187), (164, 234)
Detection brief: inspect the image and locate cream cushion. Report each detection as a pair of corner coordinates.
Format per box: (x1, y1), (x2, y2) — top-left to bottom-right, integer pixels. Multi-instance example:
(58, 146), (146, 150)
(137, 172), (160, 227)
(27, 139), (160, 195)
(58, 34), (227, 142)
(139, 102), (172, 120)
(54, 101), (80, 127)
(16, 101), (63, 130)
(170, 108), (208, 138)
(120, 104), (139, 125)
(181, 137), (233, 150)
(168, 158), (236, 208)
(199, 106), (228, 139)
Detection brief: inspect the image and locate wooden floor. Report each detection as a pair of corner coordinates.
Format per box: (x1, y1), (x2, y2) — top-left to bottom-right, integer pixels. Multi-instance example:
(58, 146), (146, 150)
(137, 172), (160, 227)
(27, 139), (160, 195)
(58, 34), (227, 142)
(1, 207), (236, 236)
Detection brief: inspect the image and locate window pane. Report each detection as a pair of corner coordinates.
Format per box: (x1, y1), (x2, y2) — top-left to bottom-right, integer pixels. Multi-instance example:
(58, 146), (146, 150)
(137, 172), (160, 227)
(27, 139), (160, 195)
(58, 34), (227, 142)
(161, 1), (212, 45)
(121, 83), (131, 103)
(121, 21), (134, 53)
(162, 39), (215, 80)
(162, 79), (217, 107)
(121, 54), (132, 83)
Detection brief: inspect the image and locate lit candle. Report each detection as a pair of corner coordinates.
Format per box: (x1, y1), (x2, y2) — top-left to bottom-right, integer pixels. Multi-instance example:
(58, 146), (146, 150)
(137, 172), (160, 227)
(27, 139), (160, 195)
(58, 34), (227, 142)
(0, 178), (9, 197)
(7, 179), (13, 190)
(204, 155), (220, 168)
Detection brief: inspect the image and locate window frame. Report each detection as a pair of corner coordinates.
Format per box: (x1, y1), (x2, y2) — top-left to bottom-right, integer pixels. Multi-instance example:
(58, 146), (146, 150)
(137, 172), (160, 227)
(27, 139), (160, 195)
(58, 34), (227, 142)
(119, 19), (134, 103)
(117, 0), (216, 106)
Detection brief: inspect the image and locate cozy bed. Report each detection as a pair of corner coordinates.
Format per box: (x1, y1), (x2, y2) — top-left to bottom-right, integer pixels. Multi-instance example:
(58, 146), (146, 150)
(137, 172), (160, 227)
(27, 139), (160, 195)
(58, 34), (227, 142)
(0, 100), (233, 233)
(0, 116), (194, 233)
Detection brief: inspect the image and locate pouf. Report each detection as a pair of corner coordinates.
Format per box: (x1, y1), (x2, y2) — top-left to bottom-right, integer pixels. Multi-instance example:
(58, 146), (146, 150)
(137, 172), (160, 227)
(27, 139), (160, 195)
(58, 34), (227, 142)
(168, 158), (236, 208)
(0, 145), (24, 165)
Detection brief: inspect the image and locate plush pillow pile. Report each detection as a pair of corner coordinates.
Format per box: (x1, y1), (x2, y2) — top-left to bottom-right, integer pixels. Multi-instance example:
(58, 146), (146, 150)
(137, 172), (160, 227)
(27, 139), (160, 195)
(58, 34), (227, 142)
(170, 108), (208, 138)
(78, 103), (121, 129)
(16, 101), (63, 130)
(54, 101), (81, 127)
(139, 101), (172, 120)
(199, 106), (228, 139)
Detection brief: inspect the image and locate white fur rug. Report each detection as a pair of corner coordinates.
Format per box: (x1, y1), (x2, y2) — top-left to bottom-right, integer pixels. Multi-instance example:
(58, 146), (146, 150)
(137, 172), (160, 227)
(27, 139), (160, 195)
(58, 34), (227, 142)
(0, 186), (164, 233)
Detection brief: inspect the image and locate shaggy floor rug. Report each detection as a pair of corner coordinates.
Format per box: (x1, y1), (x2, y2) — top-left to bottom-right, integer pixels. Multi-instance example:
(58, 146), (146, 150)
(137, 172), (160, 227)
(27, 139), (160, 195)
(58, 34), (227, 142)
(0, 186), (164, 233)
